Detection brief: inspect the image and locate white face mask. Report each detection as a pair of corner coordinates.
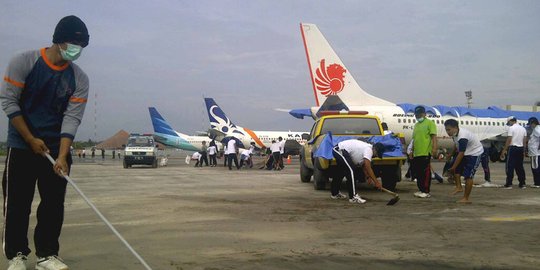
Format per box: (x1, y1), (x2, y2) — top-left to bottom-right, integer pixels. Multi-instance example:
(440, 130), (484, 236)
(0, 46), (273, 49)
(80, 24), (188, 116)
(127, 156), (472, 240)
(60, 43), (83, 61)
(416, 117), (425, 123)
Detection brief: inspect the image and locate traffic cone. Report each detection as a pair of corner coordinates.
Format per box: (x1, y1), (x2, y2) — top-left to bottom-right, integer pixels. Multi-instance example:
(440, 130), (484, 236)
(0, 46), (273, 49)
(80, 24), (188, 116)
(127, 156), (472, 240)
(287, 155), (292, 164)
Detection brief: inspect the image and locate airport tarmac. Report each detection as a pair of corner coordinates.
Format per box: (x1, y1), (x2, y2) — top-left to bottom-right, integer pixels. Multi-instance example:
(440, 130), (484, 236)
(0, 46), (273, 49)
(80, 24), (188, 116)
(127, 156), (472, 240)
(1, 156), (540, 270)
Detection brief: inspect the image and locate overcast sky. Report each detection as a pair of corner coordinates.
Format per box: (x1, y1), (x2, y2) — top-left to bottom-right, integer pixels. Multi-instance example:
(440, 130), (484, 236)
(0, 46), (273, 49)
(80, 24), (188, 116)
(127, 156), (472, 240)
(1, 0), (539, 141)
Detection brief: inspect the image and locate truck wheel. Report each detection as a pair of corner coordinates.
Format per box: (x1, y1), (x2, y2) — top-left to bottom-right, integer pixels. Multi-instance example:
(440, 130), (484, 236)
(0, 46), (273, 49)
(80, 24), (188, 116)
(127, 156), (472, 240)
(313, 159), (328, 190)
(123, 160), (128, 169)
(381, 165), (399, 191)
(300, 156), (313, 183)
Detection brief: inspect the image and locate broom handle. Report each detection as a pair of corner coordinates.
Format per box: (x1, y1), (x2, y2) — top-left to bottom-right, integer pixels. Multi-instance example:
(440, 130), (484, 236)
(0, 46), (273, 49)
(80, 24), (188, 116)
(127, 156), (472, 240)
(45, 153), (152, 270)
(380, 187), (398, 197)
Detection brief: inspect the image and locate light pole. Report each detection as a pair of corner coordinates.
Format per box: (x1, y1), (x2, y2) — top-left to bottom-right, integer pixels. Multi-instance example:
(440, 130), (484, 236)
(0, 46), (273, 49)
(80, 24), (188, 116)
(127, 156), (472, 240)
(465, 90), (473, 108)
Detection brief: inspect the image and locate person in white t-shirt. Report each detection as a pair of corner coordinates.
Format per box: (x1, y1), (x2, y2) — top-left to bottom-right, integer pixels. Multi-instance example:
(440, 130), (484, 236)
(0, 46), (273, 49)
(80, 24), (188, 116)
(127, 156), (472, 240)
(278, 137), (285, 169)
(500, 116), (527, 189)
(239, 149), (252, 168)
(225, 138), (240, 170)
(191, 152), (202, 167)
(207, 140), (218, 167)
(526, 117), (540, 188)
(270, 140), (281, 170)
(331, 139), (384, 204)
(444, 119), (483, 203)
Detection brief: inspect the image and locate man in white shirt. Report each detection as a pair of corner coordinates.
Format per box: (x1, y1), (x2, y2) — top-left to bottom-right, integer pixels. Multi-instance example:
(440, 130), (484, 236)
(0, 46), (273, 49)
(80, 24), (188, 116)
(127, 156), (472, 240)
(444, 119), (483, 203)
(500, 116), (527, 189)
(270, 140), (281, 170)
(207, 141), (217, 167)
(527, 117), (540, 188)
(191, 152), (202, 167)
(225, 138), (240, 170)
(278, 137), (285, 169)
(331, 139), (384, 204)
(239, 149), (252, 168)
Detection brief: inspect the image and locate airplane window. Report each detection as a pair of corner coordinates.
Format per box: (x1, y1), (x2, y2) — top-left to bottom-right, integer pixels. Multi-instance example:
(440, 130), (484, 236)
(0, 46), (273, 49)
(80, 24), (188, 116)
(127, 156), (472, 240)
(460, 121), (463, 125)
(465, 121), (469, 125)
(413, 119), (416, 123)
(319, 118), (382, 135)
(475, 121), (478, 125)
(398, 119), (401, 123)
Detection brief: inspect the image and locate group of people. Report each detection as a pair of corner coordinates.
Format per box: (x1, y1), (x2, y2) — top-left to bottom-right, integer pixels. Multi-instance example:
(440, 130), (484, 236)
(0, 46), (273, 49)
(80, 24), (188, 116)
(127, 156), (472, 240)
(331, 105), (540, 206)
(410, 106), (540, 204)
(191, 140), (218, 167)
(191, 139), (256, 170)
(266, 137), (286, 170)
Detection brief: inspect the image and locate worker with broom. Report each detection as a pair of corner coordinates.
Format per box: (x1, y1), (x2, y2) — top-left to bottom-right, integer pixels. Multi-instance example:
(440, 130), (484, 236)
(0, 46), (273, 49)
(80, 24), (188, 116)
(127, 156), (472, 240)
(331, 139), (385, 204)
(1, 15), (90, 270)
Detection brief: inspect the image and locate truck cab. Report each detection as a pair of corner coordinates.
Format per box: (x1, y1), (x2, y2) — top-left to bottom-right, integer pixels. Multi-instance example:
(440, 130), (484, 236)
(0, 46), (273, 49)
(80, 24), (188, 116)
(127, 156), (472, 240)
(123, 134), (158, 168)
(300, 111), (406, 191)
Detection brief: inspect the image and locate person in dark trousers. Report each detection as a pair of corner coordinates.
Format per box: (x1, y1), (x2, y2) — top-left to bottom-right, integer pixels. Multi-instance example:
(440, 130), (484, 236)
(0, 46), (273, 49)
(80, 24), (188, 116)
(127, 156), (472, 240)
(278, 136), (285, 169)
(411, 106), (438, 198)
(500, 116), (527, 189)
(208, 140), (217, 167)
(270, 140), (281, 170)
(200, 141), (209, 166)
(331, 139), (384, 204)
(0, 15), (90, 270)
(225, 138), (240, 170)
(526, 117), (540, 188)
(101, 148), (105, 159)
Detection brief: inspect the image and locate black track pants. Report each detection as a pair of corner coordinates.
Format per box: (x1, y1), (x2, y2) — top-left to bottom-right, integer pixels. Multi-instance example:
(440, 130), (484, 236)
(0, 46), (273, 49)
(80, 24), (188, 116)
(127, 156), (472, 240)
(2, 148), (70, 259)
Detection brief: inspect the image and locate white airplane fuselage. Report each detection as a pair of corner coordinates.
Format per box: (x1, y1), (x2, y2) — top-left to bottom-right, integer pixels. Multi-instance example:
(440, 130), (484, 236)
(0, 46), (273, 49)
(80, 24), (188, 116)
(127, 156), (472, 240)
(298, 23), (536, 153)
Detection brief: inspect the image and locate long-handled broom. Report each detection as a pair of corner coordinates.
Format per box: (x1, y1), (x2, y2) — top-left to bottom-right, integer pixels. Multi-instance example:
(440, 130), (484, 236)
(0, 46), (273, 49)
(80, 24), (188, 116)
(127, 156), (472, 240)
(45, 153), (152, 270)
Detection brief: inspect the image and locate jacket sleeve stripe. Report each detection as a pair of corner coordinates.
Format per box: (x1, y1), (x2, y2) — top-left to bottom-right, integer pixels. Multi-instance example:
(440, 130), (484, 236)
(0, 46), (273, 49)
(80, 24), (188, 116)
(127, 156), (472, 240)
(3, 76), (25, 88)
(69, 96), (88, 103)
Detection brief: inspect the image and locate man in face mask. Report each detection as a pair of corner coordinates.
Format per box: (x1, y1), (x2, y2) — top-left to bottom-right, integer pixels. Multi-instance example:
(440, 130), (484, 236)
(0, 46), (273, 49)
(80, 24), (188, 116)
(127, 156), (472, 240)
(411, 106), (438, 198)
(1, 15), (89, 270)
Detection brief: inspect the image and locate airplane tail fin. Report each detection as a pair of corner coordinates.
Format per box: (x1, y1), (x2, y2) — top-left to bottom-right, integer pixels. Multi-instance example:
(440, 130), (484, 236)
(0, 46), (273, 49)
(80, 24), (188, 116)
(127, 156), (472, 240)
(300, 23), (394, 107)
(148, 107), (180, 137)
(204, 98), (244, 135)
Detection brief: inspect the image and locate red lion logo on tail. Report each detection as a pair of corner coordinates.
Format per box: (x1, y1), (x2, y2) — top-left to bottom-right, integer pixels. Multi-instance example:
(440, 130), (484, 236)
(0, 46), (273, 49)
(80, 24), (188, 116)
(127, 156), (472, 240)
(314, 59), (347, 96)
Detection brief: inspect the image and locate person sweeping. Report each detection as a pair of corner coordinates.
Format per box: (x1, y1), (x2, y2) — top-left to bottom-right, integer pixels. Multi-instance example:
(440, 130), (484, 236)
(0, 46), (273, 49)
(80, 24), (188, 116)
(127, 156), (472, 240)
(331, 139), (385, 204)
(1, 15), (90, 270)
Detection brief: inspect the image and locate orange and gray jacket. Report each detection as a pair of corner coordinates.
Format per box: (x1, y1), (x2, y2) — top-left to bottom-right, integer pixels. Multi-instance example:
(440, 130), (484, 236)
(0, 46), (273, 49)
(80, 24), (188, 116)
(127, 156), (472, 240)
(0, 48), (88, 153)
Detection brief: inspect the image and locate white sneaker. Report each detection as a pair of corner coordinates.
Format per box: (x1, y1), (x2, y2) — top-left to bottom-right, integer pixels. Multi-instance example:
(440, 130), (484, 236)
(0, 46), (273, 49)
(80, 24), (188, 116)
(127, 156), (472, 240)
(479, 181), (498, 188)
(8, 252), (27, 270)
(331, 193), (347, 199)
(36, 255), (68, 270)
(530, 185), (540, 188)
(415, 192), (431, 198)
(349, 194), (366, 204)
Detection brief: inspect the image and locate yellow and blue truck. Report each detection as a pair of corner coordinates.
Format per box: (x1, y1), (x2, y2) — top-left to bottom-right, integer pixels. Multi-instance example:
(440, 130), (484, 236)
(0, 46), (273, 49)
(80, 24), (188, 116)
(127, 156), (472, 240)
(300, 112), (406, 191)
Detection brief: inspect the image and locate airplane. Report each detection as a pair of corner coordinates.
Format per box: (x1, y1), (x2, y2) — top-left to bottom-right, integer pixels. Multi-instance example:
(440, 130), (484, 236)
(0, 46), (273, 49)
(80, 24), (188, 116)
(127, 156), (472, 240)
(289, 23), (540, 160)
(203, 97), (308, 155)
(148, 107), (220, 152)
